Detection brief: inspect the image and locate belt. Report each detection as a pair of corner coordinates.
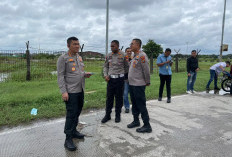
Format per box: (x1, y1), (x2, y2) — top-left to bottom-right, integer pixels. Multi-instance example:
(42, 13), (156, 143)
(110, 74), (124, 79)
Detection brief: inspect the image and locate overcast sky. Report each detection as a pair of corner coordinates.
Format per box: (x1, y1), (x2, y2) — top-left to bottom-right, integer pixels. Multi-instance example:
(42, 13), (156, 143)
(0, 0), (231, 55)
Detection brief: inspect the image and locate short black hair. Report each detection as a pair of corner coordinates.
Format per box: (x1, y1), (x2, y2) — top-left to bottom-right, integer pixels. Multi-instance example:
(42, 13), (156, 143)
(133, 38), (142, 48)
(165, 48), (171, 53)
(192, 50), (196, 53)
(111, 40), (119, 46)
(125, 47), (131, 52)
(226, 61), (231, 65)
(67, 37), (78, 46)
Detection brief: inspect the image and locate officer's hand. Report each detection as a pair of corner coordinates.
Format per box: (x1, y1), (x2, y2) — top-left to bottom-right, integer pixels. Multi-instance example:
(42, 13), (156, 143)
(146, 83), (150, 86)
(105, 76), (110, 82)
(188, 73), (191, 76)
(166, 60), (171, 63)
(195, 68), (199, 72)
(85, 72), (93, 78)
(62, 92), (69, 102)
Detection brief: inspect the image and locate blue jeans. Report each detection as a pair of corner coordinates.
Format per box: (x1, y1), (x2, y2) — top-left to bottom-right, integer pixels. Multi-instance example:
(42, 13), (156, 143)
(123, 82), (130, 109)
(206, 70), (218, 89)
(187, 71), (197, 91)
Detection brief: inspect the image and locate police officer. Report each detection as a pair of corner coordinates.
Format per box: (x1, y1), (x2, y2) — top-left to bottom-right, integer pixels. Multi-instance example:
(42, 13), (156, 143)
(127, 38), (152, 133)
(102, 40), (129, 123)
(57, 37), (92, 151)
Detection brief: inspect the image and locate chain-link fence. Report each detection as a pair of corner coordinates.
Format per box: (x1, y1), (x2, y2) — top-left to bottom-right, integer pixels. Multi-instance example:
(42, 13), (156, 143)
(0, 50), (105, 82)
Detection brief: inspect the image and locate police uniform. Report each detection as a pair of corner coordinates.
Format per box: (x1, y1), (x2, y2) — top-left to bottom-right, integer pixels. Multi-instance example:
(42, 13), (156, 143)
(103, 50), (129, 121)
(57, 52), (85, 138)
(128, 51), (152, 132)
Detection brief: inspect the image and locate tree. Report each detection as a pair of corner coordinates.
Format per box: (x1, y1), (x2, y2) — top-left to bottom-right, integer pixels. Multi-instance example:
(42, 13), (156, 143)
(142, 39), (163, 74)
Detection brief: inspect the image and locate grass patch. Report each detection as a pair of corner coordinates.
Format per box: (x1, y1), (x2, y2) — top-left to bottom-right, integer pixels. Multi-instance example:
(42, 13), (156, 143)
(0, 60), (230, 127)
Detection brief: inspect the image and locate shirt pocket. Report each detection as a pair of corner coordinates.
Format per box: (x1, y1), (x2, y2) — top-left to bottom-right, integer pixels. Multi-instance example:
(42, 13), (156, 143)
(117, 57), (124, 65)
(67, 61), (77, 73)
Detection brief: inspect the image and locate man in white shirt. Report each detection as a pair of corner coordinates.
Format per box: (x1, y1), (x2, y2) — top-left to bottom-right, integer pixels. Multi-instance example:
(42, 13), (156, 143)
(206, 61), (230, 90)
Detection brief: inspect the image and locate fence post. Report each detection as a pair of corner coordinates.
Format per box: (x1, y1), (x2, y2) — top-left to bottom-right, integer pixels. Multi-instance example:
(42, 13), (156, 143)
(174, 49), (181, 73)
(26, 41), (31, 81)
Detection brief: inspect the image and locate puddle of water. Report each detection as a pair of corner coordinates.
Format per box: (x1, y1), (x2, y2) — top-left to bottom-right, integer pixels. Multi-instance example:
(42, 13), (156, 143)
(0, 73), (9, 82)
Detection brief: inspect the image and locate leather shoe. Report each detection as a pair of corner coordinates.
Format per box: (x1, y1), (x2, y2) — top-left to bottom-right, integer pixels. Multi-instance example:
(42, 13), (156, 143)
(72, 131), (85, 139)
(127, 121), (140, 128)
(64, 138), (77, 151)
(136, 125), (152, 133)
(167, 98), (171, 103)
(158, 97), (162, 101)
(115, 116), (121, 123)
(101, 115), (111, 123)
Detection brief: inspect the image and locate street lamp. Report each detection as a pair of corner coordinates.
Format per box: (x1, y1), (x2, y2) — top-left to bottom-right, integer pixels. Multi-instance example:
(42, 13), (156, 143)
(105, 0), (109, 56)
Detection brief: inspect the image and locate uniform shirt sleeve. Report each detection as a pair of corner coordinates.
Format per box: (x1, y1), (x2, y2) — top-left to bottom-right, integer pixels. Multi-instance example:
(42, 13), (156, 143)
(156, 55), (162, 64)
(57, 55), (67, 94)
(103, 55), (109, 77)
(140, 55), (150, 84)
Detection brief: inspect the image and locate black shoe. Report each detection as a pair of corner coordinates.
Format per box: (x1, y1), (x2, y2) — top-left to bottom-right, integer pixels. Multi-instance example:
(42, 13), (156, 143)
(127, 121), (140, 128)
(158, 97), (162, 101)
(167, 98), (171, 103)
(136, 125), (152, 133)
(101, 115), (111, 123)
(125, 108), (129, 113)
(214, 87), (220, 90)
(64, 138), (77, 151)
(115, 115), (121, 123)
(72, 131), (85, 139)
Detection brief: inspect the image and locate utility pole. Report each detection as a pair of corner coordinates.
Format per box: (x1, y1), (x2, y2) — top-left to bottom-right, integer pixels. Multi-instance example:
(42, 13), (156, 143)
(105, 0), (109, 56)
(219, 0), (227, 61)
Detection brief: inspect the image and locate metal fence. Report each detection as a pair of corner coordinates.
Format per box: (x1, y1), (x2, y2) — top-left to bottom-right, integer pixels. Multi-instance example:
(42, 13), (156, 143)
(0, 50), (105, 82)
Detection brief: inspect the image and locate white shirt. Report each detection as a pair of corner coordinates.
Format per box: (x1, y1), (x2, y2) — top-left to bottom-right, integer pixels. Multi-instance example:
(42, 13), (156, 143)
(210, 62), (226, 74)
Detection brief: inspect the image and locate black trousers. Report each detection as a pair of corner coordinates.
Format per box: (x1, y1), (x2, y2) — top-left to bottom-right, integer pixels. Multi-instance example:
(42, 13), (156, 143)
(105, 77), (124, 116)
(129, 85), (150, 125)
(159, 74), (172, 99)
(64, 92), (84, 136)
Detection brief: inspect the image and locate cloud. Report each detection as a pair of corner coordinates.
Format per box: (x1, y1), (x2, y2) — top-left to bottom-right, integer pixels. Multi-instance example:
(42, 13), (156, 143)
(0, 0), (231, 55)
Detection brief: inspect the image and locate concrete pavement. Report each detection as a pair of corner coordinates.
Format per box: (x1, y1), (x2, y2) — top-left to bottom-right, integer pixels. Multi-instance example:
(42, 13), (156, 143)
(0, 91), (232, 157)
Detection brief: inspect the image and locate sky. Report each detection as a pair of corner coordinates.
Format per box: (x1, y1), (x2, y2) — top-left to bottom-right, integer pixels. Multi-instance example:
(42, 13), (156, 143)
(0, 0), (231, 55)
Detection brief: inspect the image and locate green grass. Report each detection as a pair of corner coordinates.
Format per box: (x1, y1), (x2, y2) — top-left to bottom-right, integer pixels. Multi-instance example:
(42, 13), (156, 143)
(0, 60), (230, 127)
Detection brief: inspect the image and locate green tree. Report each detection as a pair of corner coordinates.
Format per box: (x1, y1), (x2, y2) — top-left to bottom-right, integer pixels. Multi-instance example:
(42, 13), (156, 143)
(142, 39), (163, 74)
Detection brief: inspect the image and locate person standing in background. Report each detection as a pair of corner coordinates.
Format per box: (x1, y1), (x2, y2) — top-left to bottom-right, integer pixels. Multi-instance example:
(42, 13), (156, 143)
(186, 50), (199, 94)
(124, 47), (133, 113)
(156, 48), (173, 103)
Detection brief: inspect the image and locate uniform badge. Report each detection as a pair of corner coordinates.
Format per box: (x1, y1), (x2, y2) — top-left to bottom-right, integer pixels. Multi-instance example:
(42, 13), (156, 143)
(140, 56), (145, 63)
(72, 67), (76, 71)
(79, 56), (83, 62)
(69, 59), (74, 62)
(133, 60), (137, 68)
(73, 63), (76, 66)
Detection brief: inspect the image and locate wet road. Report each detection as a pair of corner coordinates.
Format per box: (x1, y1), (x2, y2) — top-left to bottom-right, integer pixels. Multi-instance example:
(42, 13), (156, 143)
(0, 91), (232, 157)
